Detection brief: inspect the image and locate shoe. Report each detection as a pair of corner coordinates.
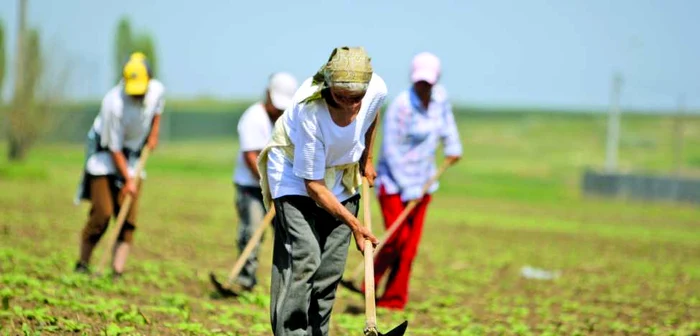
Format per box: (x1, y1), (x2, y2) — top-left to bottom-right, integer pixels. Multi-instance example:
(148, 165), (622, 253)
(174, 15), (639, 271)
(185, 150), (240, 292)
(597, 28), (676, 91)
(111, 271), (123, 282)
(74, 261), (90, 274)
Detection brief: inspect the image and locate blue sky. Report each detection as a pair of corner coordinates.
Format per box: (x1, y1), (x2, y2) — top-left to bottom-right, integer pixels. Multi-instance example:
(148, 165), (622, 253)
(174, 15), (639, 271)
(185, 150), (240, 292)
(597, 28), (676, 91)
(1, 0), (699, 110)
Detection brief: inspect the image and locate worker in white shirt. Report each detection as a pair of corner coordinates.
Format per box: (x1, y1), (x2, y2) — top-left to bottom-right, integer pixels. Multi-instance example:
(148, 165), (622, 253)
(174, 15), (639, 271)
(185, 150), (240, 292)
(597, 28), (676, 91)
(73, 52), (164, 279)
(258, 46), (383, 336)
(231, 72), (298, 291)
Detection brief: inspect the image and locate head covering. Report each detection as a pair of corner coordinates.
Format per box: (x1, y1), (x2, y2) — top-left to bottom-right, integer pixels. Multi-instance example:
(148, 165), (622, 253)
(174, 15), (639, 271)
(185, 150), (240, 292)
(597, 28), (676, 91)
(130, 52), (147, 61)
(268, 72), (299, 111)
(411, 52), (441, 85)
(301, 46), (373, 103)
(123, 53), (151, 95)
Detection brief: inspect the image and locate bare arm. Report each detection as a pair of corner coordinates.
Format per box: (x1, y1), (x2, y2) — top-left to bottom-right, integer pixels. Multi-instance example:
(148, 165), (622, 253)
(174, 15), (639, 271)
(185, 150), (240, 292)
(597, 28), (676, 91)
(111, 151), (130, 181)
(110, 151), (137, 197)
(440, 100), (462, 165)
(146, 114), (162, 150)
(305, 180), (361, 229)
(359, 110), (380, 185)
(243, 150), (261, 180)
(304, 179), (378, 252)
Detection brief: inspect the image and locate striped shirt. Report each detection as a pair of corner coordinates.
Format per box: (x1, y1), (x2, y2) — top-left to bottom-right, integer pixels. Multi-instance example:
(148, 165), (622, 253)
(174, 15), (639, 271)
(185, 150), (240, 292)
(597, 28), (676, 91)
(375, 85), (462, 201)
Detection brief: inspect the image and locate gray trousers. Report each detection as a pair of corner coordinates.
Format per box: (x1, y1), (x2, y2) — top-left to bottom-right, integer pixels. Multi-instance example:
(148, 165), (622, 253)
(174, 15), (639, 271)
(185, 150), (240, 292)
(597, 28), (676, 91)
(270, 194), (360, 336)
(235, 184), (266, 289)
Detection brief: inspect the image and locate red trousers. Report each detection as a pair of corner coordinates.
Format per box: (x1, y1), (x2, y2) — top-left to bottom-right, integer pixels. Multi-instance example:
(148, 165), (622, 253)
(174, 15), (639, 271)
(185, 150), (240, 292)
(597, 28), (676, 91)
(370, 186), (431, 310)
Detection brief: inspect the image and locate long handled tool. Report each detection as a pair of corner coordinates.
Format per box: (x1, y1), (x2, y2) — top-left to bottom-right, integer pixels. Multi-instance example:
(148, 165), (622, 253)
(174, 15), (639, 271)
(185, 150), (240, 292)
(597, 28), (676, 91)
(95, 147), (152, 276)
(340, 162), (451, 292)
(209, 207), (276, 297)
(360, 177), (408, 336)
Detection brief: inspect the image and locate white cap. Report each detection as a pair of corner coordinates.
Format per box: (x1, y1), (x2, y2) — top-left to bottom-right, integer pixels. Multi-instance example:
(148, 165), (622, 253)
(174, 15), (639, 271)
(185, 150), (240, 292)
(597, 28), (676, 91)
(411, 52), (441, 85)
(268, 72), (298, 111)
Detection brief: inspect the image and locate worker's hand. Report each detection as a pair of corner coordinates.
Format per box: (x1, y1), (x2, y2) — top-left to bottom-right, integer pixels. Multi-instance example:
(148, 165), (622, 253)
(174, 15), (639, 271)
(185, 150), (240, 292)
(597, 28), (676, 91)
(121, 179), (139, 199)
(352, 225), (379, 254)
(362, 160), (377, 188)
(445, 155), (461, 166)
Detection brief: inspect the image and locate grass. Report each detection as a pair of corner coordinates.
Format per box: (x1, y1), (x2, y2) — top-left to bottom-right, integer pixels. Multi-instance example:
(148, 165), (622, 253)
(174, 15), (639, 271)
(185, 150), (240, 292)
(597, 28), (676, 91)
(1, 112), (699, 335)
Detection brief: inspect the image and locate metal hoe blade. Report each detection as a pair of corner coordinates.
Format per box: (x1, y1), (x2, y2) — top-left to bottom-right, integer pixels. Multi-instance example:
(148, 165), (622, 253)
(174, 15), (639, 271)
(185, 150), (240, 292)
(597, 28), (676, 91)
(209, 272), (240, 298)
(207, 208), (275, 299)
(365, 321), (408, 336)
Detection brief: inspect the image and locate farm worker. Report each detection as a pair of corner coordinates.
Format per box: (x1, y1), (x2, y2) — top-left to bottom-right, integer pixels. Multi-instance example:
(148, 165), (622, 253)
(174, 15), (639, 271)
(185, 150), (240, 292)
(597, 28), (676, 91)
(370, 52), (462, 310)
(73, 52), (165, 279)
(231, 72), (298, 291)
(257, 46), (383, 335)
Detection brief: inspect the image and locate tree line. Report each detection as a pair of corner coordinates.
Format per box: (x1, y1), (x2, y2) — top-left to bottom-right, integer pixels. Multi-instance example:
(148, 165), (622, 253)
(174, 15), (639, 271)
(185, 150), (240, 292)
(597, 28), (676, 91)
(1, 0), (159, 161)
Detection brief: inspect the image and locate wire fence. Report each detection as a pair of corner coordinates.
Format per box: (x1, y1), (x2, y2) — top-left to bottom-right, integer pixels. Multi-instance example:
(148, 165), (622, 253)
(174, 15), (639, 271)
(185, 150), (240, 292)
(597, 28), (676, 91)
(582, 169), (700, 205)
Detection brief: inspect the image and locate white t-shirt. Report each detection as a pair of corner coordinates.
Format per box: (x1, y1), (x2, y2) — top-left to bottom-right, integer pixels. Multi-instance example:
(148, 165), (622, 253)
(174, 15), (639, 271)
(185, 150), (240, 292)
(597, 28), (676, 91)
(233, 102), (273, 187)
(266, 74), (387, 202)
(86, 79), (165, 176)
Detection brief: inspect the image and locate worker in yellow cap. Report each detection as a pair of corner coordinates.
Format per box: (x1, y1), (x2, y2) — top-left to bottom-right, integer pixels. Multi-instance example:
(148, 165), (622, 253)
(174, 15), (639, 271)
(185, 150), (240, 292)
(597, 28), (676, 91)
(73, 53), (165, 279)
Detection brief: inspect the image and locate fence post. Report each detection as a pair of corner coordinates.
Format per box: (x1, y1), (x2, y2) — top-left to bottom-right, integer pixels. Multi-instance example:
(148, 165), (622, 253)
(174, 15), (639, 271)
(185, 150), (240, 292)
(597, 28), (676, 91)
(604, 73), (623, 173)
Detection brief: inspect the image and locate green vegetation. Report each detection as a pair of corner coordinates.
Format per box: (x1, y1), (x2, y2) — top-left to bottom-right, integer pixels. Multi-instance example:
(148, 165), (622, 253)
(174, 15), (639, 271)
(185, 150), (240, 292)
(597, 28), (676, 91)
(1, 113), (699, 335)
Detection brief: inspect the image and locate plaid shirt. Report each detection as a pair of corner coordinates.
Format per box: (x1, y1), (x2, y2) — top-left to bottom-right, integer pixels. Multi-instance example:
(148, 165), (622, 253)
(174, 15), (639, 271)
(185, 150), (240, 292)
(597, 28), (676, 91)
(375, 85), (462, 201)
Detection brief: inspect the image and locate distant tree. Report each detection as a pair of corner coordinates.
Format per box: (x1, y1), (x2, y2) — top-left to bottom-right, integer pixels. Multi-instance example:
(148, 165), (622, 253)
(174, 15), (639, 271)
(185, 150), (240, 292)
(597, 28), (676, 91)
(6, 0), (70, 161)
(22, 29), (42, 97)
(8, 28), (44, 160)
(114, 17), (133, 83)
(132, 33), (157, 78)
(7, 0), (28, 160)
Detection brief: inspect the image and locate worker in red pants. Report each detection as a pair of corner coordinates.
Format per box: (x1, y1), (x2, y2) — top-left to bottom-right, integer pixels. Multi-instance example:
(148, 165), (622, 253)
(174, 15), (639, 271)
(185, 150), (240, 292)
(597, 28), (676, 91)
(370, 52), (462, 310)
(372, 188), (433, 309)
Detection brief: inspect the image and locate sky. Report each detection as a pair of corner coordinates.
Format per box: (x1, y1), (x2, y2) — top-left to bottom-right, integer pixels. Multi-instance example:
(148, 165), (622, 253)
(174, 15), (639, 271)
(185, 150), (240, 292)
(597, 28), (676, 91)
(1, 0), (699, 110)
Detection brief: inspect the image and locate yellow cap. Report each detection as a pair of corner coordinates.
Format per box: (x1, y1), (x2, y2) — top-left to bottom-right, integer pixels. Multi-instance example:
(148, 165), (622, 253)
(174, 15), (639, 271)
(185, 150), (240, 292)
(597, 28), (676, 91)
(123, 58), (150, 95)
(130, 52), (147, 61)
